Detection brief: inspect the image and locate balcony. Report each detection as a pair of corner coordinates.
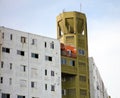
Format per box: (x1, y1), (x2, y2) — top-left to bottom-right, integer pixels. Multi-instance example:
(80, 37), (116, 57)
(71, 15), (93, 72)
(62, 65), (77, 75)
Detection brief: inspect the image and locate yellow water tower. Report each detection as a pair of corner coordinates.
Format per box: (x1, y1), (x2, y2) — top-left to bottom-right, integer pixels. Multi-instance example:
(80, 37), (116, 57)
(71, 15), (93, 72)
(57, 11), (90, 98)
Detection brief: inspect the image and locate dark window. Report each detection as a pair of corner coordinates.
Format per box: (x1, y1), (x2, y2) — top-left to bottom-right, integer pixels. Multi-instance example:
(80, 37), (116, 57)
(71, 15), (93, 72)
(45, 56), (52, 61)
(45, 69), (47, 75)
(51, 85), (55, 91)
(17, 95), (25, 98)
(31, 53), (39, 59)
(1, 61), (4, 68)
(2, 33), (4, 39)
(10, 63), (12, 70)
(31, 81), (36, 88)
(0, 77), (3, 83)
(50, 41), (54, 49)
(17, 50), (25, 56)
(2, 93), (10, 98)
(80, 76), (86, 82)
(80, 89), (87, 95)
(10, 34), (12, 40)
(78, 49), (85, 55)
(21, 36), (26, 43)
(2, 47), (10, 53)
(21, 65), (26, 72)
(51, 71), (54, 76)
(9, 78), (12, 85)
(61, 58), (66, 64)
(32, 39), (36, 45)
(70, 60), (75, 66)
(45, 84), (47, 90)
(45, 42), (47, 48)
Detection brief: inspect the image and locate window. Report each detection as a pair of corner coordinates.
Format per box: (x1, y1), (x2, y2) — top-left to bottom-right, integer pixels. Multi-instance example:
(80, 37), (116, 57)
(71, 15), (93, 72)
(17, 50), (25, 56)
(78, 49), (85, 55)
(2, 47), (10, 53)
(2, 33), (4, 39)
(10, 34), (12, 40)
(21, 36), (26, 43)
(9, 78), (12, 85)
(45, 56), (52, 61)
(51, 85), (55, 91)
(31, 81), (37, 88)
(50, 41), (54, 49)
(61, 58), (66, 64)
(45, 42), (47, 48)
(51, 71), (54, 76)
(70, 60), (75, 66)
(31, 53), (39, 59)
(1, 61), (4, 68)
(32, 39), (37, 45)
(21, 65), (26, 72)
(0, 77), (3, 83)
(45, 69), (47, 75)
(62, 89), (66, 95)
(80, 89), (87, 96)
(45, 84), (47, 90)
(80, 76), (86, 82)
(17, 95), (25, 98)
(2, 93), (10, 98)
(10, 63), (12, 70)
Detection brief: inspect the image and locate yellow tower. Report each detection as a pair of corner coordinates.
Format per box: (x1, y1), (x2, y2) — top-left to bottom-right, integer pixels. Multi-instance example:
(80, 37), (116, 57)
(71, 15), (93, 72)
(57, 11), (90, 98)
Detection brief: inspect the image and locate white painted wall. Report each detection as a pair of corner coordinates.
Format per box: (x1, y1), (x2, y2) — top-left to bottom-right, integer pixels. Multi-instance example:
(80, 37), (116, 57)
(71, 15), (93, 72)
(0, 26), (61, 98)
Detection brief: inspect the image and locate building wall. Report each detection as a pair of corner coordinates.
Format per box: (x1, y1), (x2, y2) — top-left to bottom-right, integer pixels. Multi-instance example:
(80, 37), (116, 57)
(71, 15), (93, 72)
(0, 26), (61, 98)
(89, 57), (109, 98)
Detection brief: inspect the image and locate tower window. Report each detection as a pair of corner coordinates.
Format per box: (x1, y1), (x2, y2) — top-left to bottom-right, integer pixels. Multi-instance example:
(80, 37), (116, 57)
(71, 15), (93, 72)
(70, 60), (75, 66)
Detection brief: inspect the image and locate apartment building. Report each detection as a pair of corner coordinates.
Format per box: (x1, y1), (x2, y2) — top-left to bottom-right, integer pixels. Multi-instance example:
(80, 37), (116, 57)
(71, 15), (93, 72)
(89, 57), (109, 98)
(0, 26), (61, 98)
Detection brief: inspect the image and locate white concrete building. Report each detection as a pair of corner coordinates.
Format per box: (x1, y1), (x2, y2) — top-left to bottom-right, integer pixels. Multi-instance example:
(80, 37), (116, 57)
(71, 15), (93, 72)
(89, 57), (109, 98)
(0, 26), (61, 98)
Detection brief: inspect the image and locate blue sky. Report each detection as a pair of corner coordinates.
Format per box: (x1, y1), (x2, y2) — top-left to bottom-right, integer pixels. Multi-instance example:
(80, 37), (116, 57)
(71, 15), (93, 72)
(0, 0), (120, 98)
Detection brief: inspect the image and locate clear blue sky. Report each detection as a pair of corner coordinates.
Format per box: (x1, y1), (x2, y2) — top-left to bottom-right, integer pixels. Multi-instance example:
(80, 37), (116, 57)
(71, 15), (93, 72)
(0, 0), (120, 98)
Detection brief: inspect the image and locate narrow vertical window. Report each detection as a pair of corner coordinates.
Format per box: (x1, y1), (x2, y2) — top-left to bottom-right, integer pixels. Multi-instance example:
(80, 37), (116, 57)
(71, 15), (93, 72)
(10, 63), (12, 70)
(10, 34), (12, 40)
(45, 84), (47, 90)
(9, 78), (12, 85)
(51, 71), (54, 76)
(45, 69), (47, 76)
(1, 61), (4, 68)
(0, 77), (3, 83)
(45, 42), (47, 48)
(2, 33), (4, 39)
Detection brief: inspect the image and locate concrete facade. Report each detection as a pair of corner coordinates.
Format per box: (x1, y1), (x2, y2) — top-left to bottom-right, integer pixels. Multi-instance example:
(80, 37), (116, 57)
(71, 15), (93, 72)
(89, 57), (109, 98)
(0, 26), (61, 98)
